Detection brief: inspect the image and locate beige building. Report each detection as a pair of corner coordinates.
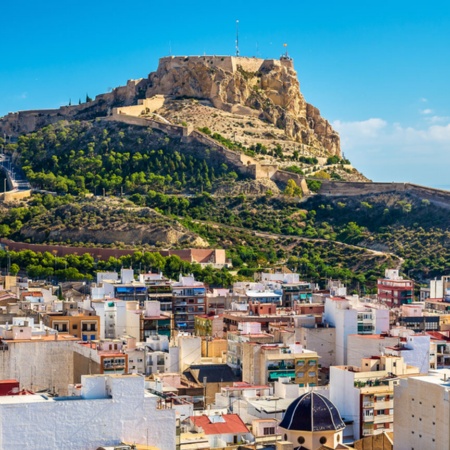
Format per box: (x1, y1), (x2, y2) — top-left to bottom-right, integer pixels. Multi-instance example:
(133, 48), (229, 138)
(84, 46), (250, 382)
(330, 355), (420, 440)
(41, 312), (100, 341)
(394, 369), (450, 450)
(347, 328), (430, 374)
(242, 342), (319, 387)
(294, 316), (336, 368)
(201, 338), (227, 359)
(0, 318), (77, 395)
(227, 322), (275, 374)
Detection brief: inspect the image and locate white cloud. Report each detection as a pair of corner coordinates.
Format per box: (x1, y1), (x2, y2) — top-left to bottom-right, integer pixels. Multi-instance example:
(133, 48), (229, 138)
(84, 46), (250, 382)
(420, 108), (433, 115)
(420, 97), (428, 103)
(426, 115), (450, 124)
(332, 118), (387, 138)
(331, 117), (450, 185)
(332, 117), (450, 150)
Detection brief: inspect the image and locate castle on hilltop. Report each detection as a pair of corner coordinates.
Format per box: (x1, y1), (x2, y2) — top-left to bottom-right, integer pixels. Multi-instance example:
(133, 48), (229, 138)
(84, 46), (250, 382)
(156, 55), (294, 73)
(0, 53), (340, 160)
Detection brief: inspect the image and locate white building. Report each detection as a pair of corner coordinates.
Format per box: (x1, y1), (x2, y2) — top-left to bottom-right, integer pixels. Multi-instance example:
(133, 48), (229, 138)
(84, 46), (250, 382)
(0, 373), (176, 450)
(92, 298), (127, 339)
(213, 379), (329, 425)
(347, 327), (431, 373)
(430, 275), (450, 300)
(394, 369), (450, 450)
(174, 333), (202, 372)
(323, 296), (389, 365)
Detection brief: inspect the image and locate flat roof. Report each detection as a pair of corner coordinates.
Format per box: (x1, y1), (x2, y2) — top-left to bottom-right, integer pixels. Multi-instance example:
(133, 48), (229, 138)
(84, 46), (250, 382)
(2, 335), (78, 343)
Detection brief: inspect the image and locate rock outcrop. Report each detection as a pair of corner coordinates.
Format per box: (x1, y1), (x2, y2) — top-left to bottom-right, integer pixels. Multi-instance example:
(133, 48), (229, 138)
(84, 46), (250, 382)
(0, 55), (339, 156)
(145, 56), (340, 156)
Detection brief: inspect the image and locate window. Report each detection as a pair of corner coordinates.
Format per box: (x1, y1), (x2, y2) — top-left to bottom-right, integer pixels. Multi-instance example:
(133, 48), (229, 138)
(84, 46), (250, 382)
(297, 436), (305, 444)
(264, 427), (275, 435)
(72, 324), (78, 330)
(319, 437), (327, 444)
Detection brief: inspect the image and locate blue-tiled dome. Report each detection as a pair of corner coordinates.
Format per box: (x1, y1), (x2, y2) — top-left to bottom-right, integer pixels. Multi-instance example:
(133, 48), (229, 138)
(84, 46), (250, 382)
(279, 392), (345, 432)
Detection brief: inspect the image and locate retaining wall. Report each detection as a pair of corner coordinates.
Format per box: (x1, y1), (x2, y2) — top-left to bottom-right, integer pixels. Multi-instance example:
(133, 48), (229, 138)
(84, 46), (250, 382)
(107, 113), (310, 192)
(318, 181), (450, 208)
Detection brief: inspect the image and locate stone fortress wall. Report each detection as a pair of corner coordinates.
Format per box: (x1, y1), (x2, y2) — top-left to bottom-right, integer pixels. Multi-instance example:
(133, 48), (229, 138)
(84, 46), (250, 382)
(107, 108), (295, 191)
(319, 180), (450, 209)
(157, 55), (293, 74)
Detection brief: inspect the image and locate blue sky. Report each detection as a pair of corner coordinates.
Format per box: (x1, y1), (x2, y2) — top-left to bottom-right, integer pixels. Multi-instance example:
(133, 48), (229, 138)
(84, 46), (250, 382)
(2, 1), (450, 188)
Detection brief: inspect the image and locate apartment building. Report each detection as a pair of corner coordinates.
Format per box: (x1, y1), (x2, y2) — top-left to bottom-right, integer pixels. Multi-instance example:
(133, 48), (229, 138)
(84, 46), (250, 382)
(172, 275), (206, 332)
(377, 269), (414, 307)
(330, 355), (419, 440)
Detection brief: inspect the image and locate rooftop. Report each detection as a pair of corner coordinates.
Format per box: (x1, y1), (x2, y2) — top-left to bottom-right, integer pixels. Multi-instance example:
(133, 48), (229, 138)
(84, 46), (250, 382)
(190, 413), (249, 435)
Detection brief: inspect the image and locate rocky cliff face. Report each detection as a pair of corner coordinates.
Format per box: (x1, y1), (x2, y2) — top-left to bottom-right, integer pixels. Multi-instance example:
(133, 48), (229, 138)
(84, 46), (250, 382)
(145, 56), (340, 156)
(0, 55), (339, 156)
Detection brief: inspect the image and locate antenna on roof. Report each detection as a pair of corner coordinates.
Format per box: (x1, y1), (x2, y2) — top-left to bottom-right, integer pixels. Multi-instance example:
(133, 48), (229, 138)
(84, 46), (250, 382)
(235, 20), (240, 56)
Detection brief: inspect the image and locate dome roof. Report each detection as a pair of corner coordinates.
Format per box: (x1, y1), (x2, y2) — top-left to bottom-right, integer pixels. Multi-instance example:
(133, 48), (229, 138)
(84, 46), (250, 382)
(279, 392), (345, 432)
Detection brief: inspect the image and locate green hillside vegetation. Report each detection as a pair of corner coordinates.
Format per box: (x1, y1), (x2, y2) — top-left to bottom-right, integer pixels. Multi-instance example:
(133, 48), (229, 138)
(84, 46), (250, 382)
(306, 194), (450, 279)
(3, 119), (450, 291)
(15, 121), (243, 195)
(0, 248), (234, 287)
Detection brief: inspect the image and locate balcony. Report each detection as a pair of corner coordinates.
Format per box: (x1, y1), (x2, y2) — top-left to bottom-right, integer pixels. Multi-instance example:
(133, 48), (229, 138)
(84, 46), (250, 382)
(362, 429), (373, 436)
(374, 400), (393, 409)
(268, 370), (295, 381)
(363, 401), (374, 408)
(363, 414), (374, 423)
(374, 414), (393, 424)
(268, 363), (295, 370)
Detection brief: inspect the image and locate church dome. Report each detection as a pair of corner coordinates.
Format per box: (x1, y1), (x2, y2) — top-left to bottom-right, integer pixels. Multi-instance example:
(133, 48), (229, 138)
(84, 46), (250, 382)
(279, 392), (345, 432)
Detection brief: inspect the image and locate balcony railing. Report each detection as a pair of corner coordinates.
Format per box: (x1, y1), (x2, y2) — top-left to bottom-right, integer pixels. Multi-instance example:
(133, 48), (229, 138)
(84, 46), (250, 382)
(374, 400), (393, 409)
(374, 414), (393, 424)
(268, 364), (295, 370)
(363, 414), (374, 423)
(363, 402), (374, 408)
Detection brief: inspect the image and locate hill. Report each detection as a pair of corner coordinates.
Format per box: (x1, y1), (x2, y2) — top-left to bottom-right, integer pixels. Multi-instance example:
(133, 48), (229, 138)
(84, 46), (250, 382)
(0, 54), (448, 291)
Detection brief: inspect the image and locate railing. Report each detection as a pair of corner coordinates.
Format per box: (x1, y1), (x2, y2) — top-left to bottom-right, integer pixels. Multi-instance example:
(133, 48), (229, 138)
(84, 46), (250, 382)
(374, 414), (393, 424)
(268, 364), (295, 370)
(362, 401), (374, 408)
(374, 400), (393, 409)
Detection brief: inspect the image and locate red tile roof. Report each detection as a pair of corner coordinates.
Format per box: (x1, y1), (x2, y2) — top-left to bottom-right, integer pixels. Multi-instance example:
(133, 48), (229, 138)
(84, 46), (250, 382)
(190, 414), (249, 435)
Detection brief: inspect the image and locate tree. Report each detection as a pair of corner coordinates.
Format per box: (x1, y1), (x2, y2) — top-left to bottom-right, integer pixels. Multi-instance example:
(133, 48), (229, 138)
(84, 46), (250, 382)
(9, 263), (19, 275)
(284, 179), (302, 197)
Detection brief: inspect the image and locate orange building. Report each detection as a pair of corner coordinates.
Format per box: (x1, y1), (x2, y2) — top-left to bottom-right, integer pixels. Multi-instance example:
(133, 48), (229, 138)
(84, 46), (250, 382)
(41, 312), (100, 341)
